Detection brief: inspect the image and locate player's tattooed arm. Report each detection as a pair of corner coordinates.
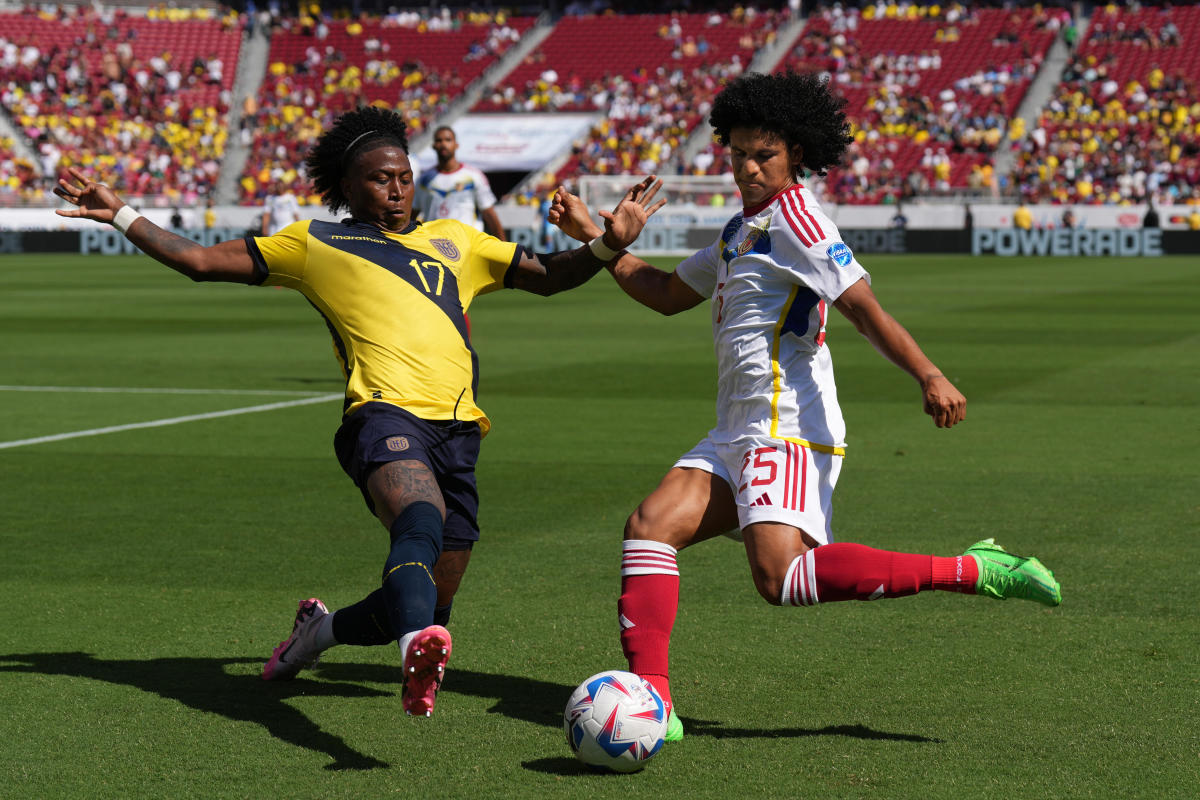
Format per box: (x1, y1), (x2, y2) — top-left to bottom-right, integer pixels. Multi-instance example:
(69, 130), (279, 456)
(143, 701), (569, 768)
(54, 166), (257, 283)
(125, 225), (258, 283)
(507, 246), (610, 296)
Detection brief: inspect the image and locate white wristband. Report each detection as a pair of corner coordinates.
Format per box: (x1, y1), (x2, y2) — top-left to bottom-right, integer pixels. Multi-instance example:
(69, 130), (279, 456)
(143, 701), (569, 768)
(111, 205), (143, 235)
(588, 235), (620, 261)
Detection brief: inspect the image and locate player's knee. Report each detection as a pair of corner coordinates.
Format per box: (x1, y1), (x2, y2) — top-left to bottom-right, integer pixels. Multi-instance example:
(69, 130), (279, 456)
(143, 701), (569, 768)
(623, 501), (699, 551)
(623, 506), (656, 541)
(749, 564), (786, 606)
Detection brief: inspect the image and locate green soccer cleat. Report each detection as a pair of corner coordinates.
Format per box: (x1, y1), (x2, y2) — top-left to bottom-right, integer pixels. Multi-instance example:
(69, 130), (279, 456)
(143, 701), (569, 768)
(966, 538), (1062, 607)
(664, 709), (684, 742)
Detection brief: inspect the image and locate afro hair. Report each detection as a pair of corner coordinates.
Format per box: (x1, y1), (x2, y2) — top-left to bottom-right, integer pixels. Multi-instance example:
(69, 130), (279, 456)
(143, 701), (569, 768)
(709, 71), (852, 177)
(305, 105), (409, 214)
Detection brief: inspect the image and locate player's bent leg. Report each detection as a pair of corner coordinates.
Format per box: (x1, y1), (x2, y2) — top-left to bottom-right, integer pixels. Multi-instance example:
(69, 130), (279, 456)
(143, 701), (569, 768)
(263, 598), (330, 680)
(742, 522), (822, 606)
(621, 467), (738, 742)
(760, 538), (1058, 608)
(625, 466), (738, 550)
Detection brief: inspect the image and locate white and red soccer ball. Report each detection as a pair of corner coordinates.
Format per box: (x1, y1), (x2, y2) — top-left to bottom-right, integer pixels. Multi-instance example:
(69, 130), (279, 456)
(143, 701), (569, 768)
(563, 670), (668, 772)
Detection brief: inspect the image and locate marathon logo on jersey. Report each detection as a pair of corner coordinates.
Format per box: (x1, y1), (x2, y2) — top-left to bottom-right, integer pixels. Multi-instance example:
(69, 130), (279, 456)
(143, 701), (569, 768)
(430, 238), (461, 261)
(826, 242), (854, 268)
(330, 234), (389, 245)
(385, 436), (410, 452)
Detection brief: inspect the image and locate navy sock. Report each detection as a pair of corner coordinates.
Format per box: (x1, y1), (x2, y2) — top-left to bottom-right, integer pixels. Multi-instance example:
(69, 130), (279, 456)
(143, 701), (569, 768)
(382, 501), (444, 639)
(433, 601), (453, 627)
(330, 589), (393, 646)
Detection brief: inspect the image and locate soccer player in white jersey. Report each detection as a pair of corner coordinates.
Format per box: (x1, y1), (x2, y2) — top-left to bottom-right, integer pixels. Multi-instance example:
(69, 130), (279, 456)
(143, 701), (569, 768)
(260, 180), (302, 235)
(551, 72), (1062, 742)
(416, 126), (507, 240)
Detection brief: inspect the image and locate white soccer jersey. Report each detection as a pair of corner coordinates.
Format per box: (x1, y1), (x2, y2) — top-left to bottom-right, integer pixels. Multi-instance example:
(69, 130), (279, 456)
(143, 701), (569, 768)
(675, 183), (870, 454)
(263, 192), (302, 235)
(415, 164), (497, 230)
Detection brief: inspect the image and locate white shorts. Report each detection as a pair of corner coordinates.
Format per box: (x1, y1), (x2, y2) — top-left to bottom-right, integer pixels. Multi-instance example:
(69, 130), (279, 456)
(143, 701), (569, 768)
(674, 435), (843, 545)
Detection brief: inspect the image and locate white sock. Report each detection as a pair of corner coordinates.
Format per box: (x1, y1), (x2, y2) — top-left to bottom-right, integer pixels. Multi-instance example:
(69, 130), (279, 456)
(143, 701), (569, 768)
(313, 610), (338, 650)
(398, 630), (418, 668)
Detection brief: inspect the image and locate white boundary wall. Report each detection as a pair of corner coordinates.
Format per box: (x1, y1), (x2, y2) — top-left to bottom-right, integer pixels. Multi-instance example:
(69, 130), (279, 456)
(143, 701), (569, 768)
(3, 203), (1194, 233)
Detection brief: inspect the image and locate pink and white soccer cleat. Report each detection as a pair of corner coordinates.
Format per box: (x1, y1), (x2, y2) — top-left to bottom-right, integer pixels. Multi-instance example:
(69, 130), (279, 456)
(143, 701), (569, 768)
(262, 598), (329, 681)
(401, 624), (452, 716)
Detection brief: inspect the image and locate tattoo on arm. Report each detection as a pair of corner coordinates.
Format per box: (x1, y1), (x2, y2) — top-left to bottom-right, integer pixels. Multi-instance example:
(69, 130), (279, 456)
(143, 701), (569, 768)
(131, 225), (202, 268)
(509, 245), (607, 296)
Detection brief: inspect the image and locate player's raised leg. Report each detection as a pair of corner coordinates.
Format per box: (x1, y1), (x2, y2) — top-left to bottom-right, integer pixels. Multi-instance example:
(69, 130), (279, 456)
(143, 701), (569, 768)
(737, 439), (1061, 608)
(747, 534), (1061, 608)
(620, 465), (738, 741)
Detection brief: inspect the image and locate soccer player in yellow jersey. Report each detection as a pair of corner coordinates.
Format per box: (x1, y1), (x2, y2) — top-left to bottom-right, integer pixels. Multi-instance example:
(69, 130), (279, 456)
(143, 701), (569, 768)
(54, 105), (665, 717)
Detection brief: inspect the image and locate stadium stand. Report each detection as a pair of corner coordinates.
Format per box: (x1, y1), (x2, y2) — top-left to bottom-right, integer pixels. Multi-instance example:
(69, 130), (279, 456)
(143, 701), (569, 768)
(236, 11), (535, 204)
(4, 1), (1197, 214)
(686, 3), (1060, 204)
(0, 3), (241, 205)
(1010, 3), (1200, 205)
(472, 9), (779, 193)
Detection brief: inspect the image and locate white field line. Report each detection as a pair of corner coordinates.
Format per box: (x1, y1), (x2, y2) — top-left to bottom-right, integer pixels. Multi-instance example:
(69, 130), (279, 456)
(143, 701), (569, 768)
(0, 393), (342, 450)
(0, 385), (332, 397)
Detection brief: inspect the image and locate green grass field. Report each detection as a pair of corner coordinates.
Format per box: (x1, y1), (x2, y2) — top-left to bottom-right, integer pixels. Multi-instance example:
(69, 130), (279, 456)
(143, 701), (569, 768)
(1, 252), (1197, 799)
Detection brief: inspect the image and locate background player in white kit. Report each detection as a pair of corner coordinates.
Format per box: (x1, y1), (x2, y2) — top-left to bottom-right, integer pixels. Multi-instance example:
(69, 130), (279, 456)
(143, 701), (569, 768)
(260, 179), (302, 235)
(551, 71), (1062, 743)
(416, 126), (506, 240)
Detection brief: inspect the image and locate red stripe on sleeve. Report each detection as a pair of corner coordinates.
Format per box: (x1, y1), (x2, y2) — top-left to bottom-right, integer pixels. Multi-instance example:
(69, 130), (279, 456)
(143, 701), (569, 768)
(793, 188), (825, 240)
(780, 193), (817, 246)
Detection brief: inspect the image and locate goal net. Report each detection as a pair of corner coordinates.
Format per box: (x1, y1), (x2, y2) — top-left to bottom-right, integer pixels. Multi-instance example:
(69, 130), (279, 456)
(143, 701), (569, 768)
(577, 173), (739, 213)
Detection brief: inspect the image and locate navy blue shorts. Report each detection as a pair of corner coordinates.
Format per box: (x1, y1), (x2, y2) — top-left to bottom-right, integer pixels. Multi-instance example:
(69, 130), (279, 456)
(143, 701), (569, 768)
(334, 402), (481, 551)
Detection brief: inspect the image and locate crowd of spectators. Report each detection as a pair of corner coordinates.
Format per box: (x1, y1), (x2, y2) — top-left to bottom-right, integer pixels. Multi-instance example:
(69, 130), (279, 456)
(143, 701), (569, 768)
(477, 8), (778, 202)
(543, 58), (748, 191)
(3, 1), (1199, 211)
(682, 3), (1056, 204)
(1009, 3), (1200, 206)
(236, 10), (529, 203)
(0, 2), (239, 206)
(0, 136), (37, 204)
(1010, 57), (1199, 205)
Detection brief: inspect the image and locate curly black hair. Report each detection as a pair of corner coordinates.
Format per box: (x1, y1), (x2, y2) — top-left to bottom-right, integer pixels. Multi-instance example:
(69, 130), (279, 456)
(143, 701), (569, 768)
(305, 105), (409, 214)
(709, 71), (852, 177)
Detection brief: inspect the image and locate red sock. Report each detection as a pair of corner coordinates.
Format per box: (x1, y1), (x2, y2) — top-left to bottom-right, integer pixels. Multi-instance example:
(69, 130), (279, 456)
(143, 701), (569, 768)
(780, 542), (979, 605)
(618, 540), (679, 709)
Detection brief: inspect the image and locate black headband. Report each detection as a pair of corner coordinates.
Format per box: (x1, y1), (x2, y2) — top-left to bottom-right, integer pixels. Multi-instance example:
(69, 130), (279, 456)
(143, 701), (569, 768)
(341, 130), (405, 166)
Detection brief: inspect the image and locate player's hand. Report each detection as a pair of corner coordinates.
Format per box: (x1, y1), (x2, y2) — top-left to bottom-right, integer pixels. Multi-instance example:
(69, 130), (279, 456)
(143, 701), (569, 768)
(599, 175), (667, 251)
(922, 375), (966, 428)
(53, 167), (125, 223)
(548, 186), (601, 243)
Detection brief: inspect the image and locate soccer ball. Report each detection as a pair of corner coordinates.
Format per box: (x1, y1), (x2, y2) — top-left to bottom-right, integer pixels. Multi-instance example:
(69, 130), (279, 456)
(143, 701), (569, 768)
(563, 670), (667, 773)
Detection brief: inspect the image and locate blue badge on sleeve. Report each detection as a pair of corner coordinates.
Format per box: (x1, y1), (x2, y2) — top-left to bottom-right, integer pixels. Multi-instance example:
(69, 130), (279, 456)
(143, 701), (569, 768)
(826, 242), (853, 268)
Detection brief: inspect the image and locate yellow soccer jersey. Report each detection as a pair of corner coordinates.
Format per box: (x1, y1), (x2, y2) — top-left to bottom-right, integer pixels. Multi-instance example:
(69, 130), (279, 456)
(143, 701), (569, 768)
(246, 217), (520, 435)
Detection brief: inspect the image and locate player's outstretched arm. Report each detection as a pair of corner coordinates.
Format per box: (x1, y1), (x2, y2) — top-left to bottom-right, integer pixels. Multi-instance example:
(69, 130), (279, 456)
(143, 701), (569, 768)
(548, 182), (702, 316)
(508, 176), (666, 297)
(833, 278), (966, 428)
(55, 167), (258, 284)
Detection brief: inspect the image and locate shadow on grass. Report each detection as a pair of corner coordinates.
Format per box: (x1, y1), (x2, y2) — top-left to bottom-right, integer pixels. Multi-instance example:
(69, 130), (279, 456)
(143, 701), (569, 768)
(0, 651), (390, 771)
(316, 662), (568, 730)
(0, 653), (940, 775)
(522, 721), (942, 777)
